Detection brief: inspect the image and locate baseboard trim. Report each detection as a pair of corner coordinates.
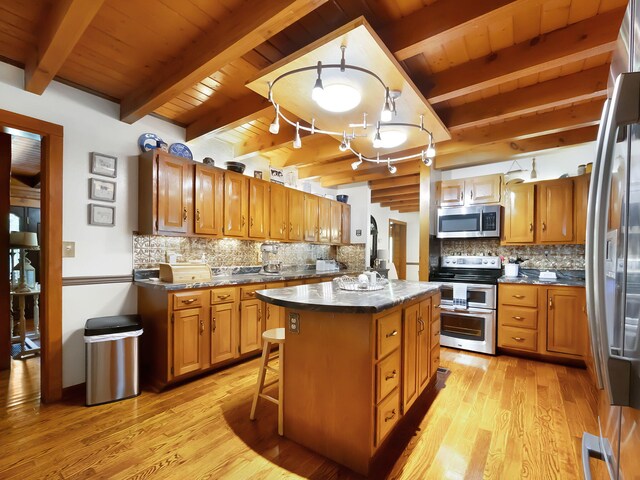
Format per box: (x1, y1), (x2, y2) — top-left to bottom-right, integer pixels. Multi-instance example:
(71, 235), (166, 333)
(62, 275), (133, 286)
(62, 382), (85, 401)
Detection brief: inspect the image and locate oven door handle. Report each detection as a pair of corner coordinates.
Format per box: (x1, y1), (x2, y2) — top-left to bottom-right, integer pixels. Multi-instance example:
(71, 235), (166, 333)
(441, 306), (493, 316)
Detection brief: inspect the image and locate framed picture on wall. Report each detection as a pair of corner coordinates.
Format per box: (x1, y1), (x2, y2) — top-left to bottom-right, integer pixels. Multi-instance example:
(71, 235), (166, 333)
(89, 178), (116, 202)
(90, 152), (117, 178)
(88, 204), (115, 226)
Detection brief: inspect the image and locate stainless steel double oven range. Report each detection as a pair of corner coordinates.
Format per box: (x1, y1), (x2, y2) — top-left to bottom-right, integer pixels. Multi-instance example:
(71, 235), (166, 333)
(430, 255), (501, 355)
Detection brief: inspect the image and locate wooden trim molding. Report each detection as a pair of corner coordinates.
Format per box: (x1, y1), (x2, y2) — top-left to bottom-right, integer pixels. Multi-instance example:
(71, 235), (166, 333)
(62, 275), (133, 286)
(0, 133), (11, 369)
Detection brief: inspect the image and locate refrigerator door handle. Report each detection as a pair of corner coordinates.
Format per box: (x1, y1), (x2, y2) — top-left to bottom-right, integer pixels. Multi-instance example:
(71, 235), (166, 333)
(593, 72), (640, 406)
(585, 98), (611, 390)
(581, 433), (606, 480)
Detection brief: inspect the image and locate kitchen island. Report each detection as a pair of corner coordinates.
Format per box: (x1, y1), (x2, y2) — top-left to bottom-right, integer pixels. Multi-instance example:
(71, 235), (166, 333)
(255, 280), (441, 476)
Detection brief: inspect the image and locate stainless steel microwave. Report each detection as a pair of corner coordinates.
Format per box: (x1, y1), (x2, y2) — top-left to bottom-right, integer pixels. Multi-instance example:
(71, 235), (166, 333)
(436, 205), (501, 239)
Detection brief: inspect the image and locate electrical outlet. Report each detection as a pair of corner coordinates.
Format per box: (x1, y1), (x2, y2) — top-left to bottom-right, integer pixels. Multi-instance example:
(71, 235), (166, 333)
(288, 312), (300, 334)
(62, 241), (75, 258)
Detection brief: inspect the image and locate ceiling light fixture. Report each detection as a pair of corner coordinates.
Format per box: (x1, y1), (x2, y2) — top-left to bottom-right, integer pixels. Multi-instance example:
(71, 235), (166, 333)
(266, 45), (435, 172)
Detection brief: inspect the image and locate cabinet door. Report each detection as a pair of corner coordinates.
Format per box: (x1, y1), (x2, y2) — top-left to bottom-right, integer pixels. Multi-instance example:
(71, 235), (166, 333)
(270, 183), (288, 240)
(341, 203), (351, 244)
(249, 178), (269, 238)
(288, 189), (304, 241)
(402, 303), (419, 413)
(503, 183), (535, 243)
(418, 299), (432, 391)
(547, 288), (584, 356)
(172, 307), (204, 377)
(466, 174), (502, 205)
(330, 201), (342, 244)
(194, 164), (223, 235)
(318, 197), (331, 243)
(537, 178), (574, 243)
(211, 302), (236, 365)
(265, 303), (285, 330)
(240, 299), (263, 354)
(574, 174), (590, 245)
(224, 172), (248, 237)
(157, 154), (192, 234)
(440, 179), (465, 207)
(304, 194), (319, 242)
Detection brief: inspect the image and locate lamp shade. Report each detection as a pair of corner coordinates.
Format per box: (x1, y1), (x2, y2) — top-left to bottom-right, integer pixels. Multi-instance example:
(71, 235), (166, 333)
(10, 231), (38, 247)
(377, 249), (388, 261)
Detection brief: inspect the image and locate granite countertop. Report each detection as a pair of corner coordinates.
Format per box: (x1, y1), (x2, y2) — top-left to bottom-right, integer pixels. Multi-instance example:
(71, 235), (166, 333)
(255, 280), (441, 313)
(498, 269), (585, 287)
(134, 269), (358, 291)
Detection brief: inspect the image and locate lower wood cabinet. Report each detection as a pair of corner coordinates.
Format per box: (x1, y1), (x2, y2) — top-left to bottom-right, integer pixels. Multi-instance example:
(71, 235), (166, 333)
(240, 298), (263, 354)
(210, 301), (237, 365)
(172, 305), (206, 377)
(497, 284), (586, 361)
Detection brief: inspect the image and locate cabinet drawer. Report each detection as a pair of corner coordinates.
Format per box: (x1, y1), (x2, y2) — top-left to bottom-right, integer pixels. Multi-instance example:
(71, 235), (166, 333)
(285, 280), (304, 287)
(266, 282), (286, 290)
(210, 288), (236, 305)
(499, 305), (537, 329)
(430, 319), (441, 349)
(430, 345), (440, 378)
(500, 284), (538, 308)
(376, 350), (400, 404)
(377, 310), (401, 359)
(240, 284), (266, 301)
(376, 388), (400, 445)
(172, 291), (204, 310)
(499, 325), (538, 352)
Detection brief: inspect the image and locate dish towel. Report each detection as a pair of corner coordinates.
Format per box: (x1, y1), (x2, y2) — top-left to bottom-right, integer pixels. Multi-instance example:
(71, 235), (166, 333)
(453, 284), (467, 308)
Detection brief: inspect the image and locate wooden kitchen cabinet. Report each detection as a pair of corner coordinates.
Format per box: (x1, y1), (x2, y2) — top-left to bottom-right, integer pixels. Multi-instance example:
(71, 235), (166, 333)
(171, 290), (208, 377)
(330, 200), (342, 244)
(194, 164), (224, 236)
(547, 287), (586, 356)
(288, 189), (304, 241)
(269, 183), (288, 240)
(248, 178), (269, 238)
(240, 298), (263, 354)
(417, 299), (432, 391)
(210, 301), (237, 365)
(574, 173), (590, 245)
(439, 179), (465, 207)
(304, 193), (319, 242)
(465, 174), (502, 205)
(341, 203), (351, 244)
(224, 171), (248, 237)
(318, 197), (331, 243)
(503, 183), (535, 244)
(537, 178), (574, 243)
(265, 282), (286, 330)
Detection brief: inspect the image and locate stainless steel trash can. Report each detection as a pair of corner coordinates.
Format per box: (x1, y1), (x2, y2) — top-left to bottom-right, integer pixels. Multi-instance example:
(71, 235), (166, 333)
(84, 315), (142, 406)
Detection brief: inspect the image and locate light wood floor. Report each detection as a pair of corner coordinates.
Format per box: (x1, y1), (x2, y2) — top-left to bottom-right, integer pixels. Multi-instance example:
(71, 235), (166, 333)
(0, 348), (599, 479)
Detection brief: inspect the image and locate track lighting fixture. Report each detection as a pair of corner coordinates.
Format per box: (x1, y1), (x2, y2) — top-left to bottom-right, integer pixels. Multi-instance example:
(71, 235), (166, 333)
(339, 132), (349, 152)
(381, 88), (392, 122)
(426, 132), (436, 158)
(387, 159), (397, 174)
(268, 104), (280, 134)
(421, 150), (432, 167)
(293, 122), (302, 149)
(372, 122), (382, 149)
(312, 61), (324, 102)
(351, 153), (363, 170)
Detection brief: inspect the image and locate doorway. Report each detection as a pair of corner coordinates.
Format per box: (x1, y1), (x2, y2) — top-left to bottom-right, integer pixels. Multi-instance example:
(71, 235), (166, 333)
(0, 109), (63, 403)
(389, 219), (407, 280)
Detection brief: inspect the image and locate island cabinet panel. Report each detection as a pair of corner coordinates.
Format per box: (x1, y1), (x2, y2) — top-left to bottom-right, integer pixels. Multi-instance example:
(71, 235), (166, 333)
(210, 301), (237, 365)
(318, 197), (331, 243)
(503, 183), (535, 244)
(224, 171), (248, 237)
(303, 193), (319, 242)
(288, 189), (304, 241)
(537, 178), (574, 243)
(402, 303), (419, 412)
(376, 350), (400, 403)
(330, 200), (342, 244)
(194, 164), (224, 236)
(418, 299), (432, 391)
(172, 304), (206, 377)
(341, 203), (351, 244)
(269, 183), (288, 240)
(248, 178), (269, 239)
(377, 310), (401, 359)
(240, 298), (262, 354)
(375, 389), (400, 446)
(157, 153), (193, 234)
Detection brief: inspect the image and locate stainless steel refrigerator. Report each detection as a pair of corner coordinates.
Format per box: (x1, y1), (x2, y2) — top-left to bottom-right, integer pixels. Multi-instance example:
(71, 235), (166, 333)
(583, 1), (640, 478)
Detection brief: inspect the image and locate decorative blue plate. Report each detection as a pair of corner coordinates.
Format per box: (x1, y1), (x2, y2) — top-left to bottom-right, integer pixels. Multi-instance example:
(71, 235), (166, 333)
(138, 133), (162, 153)
(169, 143), (193, 160)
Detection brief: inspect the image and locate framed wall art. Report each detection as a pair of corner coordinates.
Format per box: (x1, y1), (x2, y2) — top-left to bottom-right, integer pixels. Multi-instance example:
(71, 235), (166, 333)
(89, 178), (116, 202)
(88, 204), (115, 226)
(90, 152), (117, 178)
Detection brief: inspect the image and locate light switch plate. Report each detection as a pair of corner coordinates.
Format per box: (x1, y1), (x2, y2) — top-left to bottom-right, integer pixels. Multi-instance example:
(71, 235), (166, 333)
(62, 241), (75, 258)
(288, 312), (300, 334)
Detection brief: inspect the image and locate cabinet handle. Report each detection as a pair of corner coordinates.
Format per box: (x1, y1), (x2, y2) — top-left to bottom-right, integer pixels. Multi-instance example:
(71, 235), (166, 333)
(470, 190), (473, 200)
(549, 298), (553, 309)
(434, 330), (440, 337)
(459, 191), (463, 201)
(241, 215), (245, 227)
(217, 294), (230, 300)
(385, 370), (397, 381)
(199, 320), (204, 334)
(386, 329), (398, 338)
(250, 217), (254, 227)
(247, 291), (255, 297)
(290, 222), (293, 233)
(181, 298), (196, 304)
(212, 317), (216, 332)
(529, 223), (533, 232)
(512, 316), (525, 321)
(267, 307), (270, 319)
(196, 209), (201, 222)
(542, 222), (546, 231)
(258, 308), (262, 319)
(384, 409), (397, 422)
(512, 336), (525, 342)
(512, 294), (525, 299)
(183, 207), (187, 221)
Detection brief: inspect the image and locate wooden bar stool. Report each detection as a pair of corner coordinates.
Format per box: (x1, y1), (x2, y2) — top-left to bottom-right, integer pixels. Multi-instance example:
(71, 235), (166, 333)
(249, 327), (285, 435)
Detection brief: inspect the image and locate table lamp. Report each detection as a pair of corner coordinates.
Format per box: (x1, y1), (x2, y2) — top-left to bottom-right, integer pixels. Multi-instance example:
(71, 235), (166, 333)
(10, 232), (39, 293)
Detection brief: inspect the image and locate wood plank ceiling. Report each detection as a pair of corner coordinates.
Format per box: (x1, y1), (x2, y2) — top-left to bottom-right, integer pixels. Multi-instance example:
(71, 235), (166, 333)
(0, 0), (626, 213)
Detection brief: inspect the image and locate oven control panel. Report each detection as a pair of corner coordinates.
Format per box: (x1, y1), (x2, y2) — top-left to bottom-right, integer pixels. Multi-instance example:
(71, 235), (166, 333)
(441, 256), (501, 269)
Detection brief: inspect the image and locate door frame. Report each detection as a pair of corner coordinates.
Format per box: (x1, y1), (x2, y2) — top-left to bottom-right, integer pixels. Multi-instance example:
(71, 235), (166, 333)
(1, 109), (63, 403)
(389, 219), (407, 280)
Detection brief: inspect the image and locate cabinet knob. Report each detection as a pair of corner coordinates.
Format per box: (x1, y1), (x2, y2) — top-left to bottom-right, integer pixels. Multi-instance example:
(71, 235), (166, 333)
(211, 317), (216, 332)
(512, 336), (525, 342)
(512, 316), (525, 321)
(529, 223), (533, 232)
(199, 320), (204, 334)
(241, 215), (246, 227)
(196, 209), (201, 222)
(512, 294), (525, 299)
(386, 329), (398, 338)
(385, 370), (397, 381)
(384, 409), (397, 422)
(183, 207), (187, 222)
(542, 222), (547, 231)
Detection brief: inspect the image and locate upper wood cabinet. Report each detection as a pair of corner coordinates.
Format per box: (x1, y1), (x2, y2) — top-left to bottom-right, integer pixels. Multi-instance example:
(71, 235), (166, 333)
(439, 179), (465, 207)
(341, 203), (351, 244)
(248, 178), (269, 239)
(537, 178), (574, 243)
(318, 197), (331, 243)
(330, 201), (342, 244)
(224, 171), (248, 237)
(269, 183), (288, 241)
(304, 193), (319, 242)
(503, 183), (535, 244)
(465, 174), (502, 205)
(194, 164), (224, 236)
(288, 189), (304, 241)
(574, 174), (590, 245)
(154, 152), (193, 235)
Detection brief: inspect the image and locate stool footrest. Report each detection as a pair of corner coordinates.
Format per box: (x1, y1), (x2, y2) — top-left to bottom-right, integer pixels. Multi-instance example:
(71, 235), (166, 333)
(263, 378), (278, 389)
(258, 393), (279, 405)
(265, 365), (279, 374)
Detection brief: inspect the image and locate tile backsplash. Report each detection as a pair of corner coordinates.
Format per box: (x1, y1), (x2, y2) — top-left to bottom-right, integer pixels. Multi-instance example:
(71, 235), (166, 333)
(133, 235), (366, 271)
(441, 239), (585, 270)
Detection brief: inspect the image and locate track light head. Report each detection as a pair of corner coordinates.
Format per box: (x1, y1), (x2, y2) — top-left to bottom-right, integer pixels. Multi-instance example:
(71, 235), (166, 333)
(339, 132), (349, 152)
(293, 122), (302, 149)
(372, 123), (382, 149)
(387, 160), (396, 174)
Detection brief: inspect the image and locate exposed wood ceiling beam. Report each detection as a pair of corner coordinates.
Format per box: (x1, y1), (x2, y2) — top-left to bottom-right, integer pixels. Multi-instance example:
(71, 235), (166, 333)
(233, 116), (313, 158)
(425, 8), (623, 104)
(435, 125), (598, 170)
(370, 185), (420, 200)
(24, 0), (105, 94)
(371, 192), (420, 204)
(439, 65), (609, 131)
(321, 162), (419, 187)
(10, 173), (41, 189)
(120, 0), (328, 123)
(380, 0), (529, 61)
(186, 93), (271, 142)
(394, 207), (419, 213)
(370, 175), (420, 191)
(280, 135), (344, 166)
(381, 200), (419, 208)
